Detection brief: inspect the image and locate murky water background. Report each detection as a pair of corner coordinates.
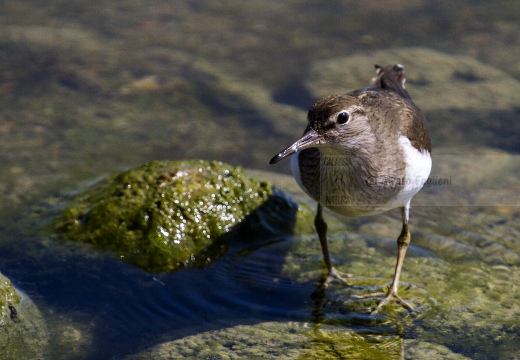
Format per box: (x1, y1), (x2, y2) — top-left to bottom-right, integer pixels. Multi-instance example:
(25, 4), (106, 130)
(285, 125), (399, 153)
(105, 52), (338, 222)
(1, 1), (519, 359)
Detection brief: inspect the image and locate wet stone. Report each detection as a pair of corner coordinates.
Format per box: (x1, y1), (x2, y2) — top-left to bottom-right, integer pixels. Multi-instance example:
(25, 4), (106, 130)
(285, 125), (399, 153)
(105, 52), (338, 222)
(52, 160), (315, 273)
(0, 272), (21, 328)
(123, 320), (473, 360)
(0, 272), (49, 359)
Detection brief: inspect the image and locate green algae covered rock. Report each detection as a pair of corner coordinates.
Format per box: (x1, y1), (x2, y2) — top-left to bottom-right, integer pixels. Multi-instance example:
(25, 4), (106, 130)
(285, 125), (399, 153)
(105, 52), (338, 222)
(0, 272), (21, 327)
(1, 272), (49, 359)
(54, 160), (313, 273)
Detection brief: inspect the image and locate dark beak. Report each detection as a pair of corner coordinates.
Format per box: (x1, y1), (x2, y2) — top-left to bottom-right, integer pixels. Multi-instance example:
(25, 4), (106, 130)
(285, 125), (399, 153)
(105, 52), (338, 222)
(269, 129), (322, 164)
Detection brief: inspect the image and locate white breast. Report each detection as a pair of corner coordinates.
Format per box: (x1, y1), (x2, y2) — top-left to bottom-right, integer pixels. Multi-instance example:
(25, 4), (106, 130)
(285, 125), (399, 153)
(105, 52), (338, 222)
(291, 152), (313, 199)
(387, 135), (432, 209)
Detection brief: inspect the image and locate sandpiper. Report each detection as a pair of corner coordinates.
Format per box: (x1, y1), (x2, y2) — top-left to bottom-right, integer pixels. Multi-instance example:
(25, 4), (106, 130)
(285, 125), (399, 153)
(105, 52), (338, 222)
(270, 64), (431, 312)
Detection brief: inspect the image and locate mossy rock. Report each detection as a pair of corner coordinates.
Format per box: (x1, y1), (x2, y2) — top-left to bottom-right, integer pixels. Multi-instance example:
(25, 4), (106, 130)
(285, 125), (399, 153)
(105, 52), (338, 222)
(123, 320), (470, 360)
(0, 272), (49, 359)
(0, 272), (21, 327)
(53, 160), (314, 273)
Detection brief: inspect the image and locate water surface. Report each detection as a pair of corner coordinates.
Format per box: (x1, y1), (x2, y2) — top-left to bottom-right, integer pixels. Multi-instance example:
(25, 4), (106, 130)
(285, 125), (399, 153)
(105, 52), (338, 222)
(1, 1), (519, 359)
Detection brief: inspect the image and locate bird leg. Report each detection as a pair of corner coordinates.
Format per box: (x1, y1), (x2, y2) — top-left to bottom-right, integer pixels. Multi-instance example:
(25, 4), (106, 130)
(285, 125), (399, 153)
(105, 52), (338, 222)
(372, 207), (414, 313)
(352, 205), (415, 313)
(315, 204), (352, 286)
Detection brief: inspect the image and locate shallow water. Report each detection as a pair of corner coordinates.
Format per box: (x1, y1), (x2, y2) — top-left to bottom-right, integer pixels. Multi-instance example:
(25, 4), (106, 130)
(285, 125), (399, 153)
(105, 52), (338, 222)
(1, 1), (520, 359)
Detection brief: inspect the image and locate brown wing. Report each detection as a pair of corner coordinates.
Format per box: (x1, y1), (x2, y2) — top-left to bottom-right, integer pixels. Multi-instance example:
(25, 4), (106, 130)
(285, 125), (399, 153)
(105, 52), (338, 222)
(354, 90), (431, 153)
(353, 64), (431, 152)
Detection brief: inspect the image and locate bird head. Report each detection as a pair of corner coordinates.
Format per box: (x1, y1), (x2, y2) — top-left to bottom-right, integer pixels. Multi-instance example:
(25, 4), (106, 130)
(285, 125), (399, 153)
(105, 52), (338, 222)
(270, 95), (369, 164)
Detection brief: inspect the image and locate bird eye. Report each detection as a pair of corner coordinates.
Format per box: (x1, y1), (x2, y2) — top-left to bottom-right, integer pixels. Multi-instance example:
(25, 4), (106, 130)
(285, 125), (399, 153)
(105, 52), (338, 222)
(336, 111), (350, 125)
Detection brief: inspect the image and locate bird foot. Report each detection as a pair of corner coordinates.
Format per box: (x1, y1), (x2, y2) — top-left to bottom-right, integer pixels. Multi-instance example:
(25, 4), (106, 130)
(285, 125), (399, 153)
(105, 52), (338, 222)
(323, 267), (352, 287)
(351, 289), (415, 314)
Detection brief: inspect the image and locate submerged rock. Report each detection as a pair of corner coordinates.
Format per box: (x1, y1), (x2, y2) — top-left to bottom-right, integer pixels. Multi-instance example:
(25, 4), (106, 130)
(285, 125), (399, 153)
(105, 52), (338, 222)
(123, 320), (471, 360)
(53, 160), (314, 273)
(0, 272), (49, 359)
(0, 272), (21, 328)
(307, 47), (520, 113)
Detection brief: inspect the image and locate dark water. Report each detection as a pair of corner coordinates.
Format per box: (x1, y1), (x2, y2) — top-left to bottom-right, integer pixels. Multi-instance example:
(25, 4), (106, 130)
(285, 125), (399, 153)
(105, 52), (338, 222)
(2, 225), (316, 358)
(1, 1), (519, 359)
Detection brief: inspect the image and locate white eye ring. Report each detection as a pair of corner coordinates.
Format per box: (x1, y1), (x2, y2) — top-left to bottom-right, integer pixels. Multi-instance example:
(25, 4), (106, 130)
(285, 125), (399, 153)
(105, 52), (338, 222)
(336, 111), (350, 125)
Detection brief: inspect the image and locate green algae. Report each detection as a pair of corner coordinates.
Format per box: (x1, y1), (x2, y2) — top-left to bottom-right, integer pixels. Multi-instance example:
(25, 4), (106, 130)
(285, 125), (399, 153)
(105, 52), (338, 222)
(0, 272), (49, 359)
(0, 272), (21, 328)
(53, 160), (314, 273)
(123, 320), (465, 360)
(302, 328), (403, 360)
